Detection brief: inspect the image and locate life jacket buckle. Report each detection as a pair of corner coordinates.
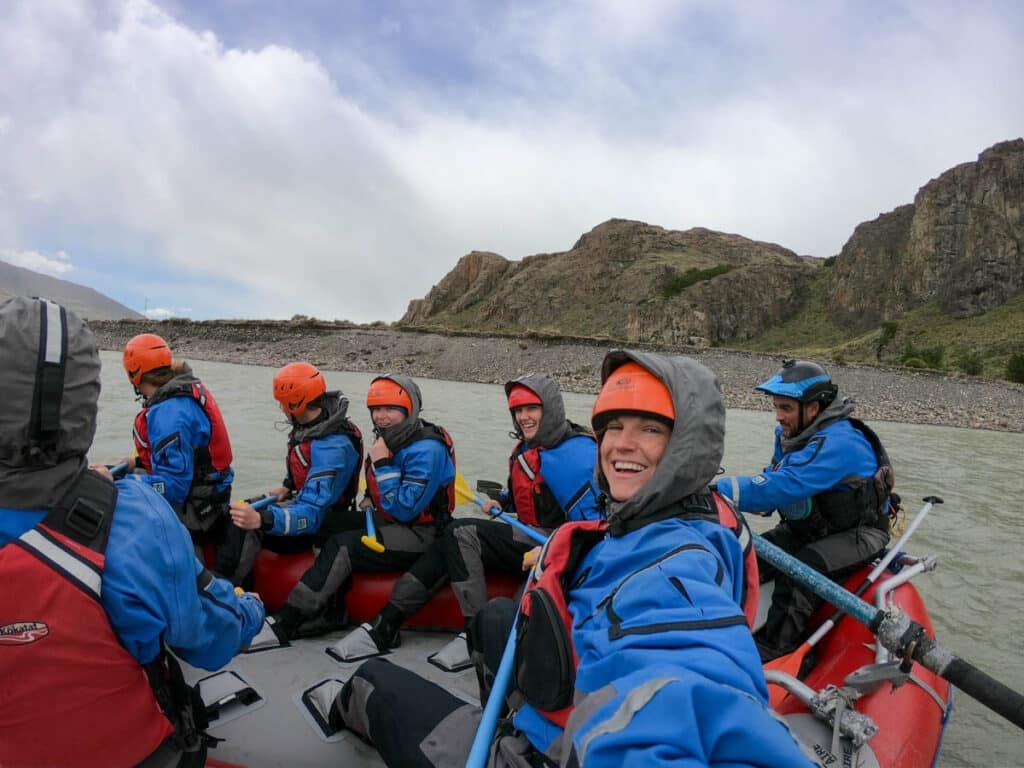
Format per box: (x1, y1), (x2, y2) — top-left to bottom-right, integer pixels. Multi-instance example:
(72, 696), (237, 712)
(64, 497), (105, 539)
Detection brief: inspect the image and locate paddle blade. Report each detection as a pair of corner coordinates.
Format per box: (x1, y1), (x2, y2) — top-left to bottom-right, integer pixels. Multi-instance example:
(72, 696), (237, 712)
(360, 535), (385, 553)
(453, 472), (480, 506)
(763, 643), (810, 708)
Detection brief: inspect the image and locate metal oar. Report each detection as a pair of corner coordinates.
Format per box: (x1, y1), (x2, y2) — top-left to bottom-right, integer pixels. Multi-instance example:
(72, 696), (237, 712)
(763, 496), (942, 704)
(753, 530), (1024, 731)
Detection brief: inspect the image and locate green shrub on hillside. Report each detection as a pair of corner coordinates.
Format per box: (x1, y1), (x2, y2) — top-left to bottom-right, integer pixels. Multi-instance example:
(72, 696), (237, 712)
(901, 343), (944, 369)
(957, 350), (984, 376)
(902, 357), (929, 369)
(875, 320), (900, 360)
(879, 321), (899, 348)
(663, 264), (734, 297)
(1007, 353), (1024, 383)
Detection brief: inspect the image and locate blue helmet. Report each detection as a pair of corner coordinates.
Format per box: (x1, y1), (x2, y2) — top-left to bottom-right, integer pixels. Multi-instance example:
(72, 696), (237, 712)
(755, 359), (837, 407)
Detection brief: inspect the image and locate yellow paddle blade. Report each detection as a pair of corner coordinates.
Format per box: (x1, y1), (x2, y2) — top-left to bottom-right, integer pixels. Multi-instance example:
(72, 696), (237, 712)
(453, 472), (479, 505)
(360, 535), (385, 553)
(359, 473), (367, 493)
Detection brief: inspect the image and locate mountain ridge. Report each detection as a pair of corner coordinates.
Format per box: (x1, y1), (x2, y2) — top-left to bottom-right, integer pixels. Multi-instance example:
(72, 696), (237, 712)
(401, 139), (1024, 376)
(0, 260), (141, 321)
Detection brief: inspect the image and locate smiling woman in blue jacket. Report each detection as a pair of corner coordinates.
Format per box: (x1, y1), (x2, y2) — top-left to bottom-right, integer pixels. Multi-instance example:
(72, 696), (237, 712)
(329, 351), (816, 768)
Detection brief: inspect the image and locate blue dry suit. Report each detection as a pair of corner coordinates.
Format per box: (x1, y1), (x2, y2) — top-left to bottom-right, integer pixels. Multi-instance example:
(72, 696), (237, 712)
(717, 401), (891, 659)
(138, 395), (234, 508)
(266, 432), (361, 536)
(513, 351), (814, 766)
(372, 437), (455, 524)
(716, 417), (880, 520)
(330, 352), (814, 767)
(514, 518), (811, 765)
(0, 477), (264, 668)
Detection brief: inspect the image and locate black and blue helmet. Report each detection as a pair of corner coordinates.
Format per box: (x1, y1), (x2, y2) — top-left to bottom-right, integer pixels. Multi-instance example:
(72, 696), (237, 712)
(755, 359), (837, 407)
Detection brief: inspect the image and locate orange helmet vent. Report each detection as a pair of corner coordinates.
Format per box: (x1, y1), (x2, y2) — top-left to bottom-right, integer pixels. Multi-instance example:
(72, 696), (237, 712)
(366, 377), (413, 413)
(123, 333), (172, 386)
(592, 361), (675, 427)
(273, 362), (326, 417)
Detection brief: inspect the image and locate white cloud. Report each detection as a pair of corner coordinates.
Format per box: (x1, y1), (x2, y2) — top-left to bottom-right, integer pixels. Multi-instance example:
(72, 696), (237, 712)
(1, 248), (73, 277)
(144, 307), (175, 320)
(0, 0), (1021, 321)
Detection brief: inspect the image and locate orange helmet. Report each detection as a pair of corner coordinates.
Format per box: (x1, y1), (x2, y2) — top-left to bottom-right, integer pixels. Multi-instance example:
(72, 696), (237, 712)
(123, 333), (172, 386)
(366, 376), (413, 414)
(507, 383), (542, 410)
(592, 361), (675, 429)
(273, 362), (326, 417)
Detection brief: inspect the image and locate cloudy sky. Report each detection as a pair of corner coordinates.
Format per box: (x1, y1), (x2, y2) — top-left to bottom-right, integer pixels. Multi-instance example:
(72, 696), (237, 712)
(1, 1), (1021, 322)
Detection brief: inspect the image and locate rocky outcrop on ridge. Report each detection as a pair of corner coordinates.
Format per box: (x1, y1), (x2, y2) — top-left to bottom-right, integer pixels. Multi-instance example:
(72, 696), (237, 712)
(829, 139), (1024, 331)
(403, 219), (821, 346)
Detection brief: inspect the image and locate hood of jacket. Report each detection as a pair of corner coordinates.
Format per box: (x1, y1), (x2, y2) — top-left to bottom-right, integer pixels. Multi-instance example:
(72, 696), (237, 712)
(0, 297), (97, 510)
(374, 373), (425, 452)
(596, 350), (725, 536)
(291, 391), (354, 443)
(503, 373), (571, 449)
(143, 363), (199, 406)
(779, 392), (856, 452)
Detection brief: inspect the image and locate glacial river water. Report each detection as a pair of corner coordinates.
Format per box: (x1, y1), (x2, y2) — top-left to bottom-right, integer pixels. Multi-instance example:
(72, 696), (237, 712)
(90, 353), (1024, 767)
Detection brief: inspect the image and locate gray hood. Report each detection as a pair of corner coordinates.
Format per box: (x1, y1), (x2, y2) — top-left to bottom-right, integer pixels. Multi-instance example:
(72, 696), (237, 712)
(0, 297), (98, 510)
(780, 392), (855, 453)
(595, 350), (725, 535)
(292, 391), (353, 443)
(374, 373), (425, 451)
(503, 373), (571, 448)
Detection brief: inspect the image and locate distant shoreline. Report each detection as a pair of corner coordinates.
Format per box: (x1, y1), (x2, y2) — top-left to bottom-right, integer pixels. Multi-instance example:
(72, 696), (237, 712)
(89, 320), (1024, 433)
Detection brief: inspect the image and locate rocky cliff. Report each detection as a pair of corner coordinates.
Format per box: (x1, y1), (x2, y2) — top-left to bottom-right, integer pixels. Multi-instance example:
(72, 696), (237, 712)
(405, 140), (1024, 348)
(829, 139), (1024, 330)
(403, 219), (821, 346)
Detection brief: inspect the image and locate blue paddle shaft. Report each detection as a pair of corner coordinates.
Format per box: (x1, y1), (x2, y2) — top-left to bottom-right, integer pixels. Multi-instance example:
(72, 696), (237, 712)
(467, 572), (532, 768)
(249, 495), (276, 511)
(473, 497), (546, 546)
(364, 506), (378, 538)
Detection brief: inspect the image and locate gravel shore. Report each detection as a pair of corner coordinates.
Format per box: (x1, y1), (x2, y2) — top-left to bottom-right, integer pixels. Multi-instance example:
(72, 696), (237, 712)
(91, 323), (1024, 433)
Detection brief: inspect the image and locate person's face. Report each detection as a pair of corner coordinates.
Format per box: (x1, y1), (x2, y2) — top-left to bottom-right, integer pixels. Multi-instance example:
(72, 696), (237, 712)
(281, 400), (319, 424)
(370, 405), (407, 429)
(772, 396), (818, 437)
(134, 379), (157, 398)
(599, 414), (671, 502)
(513, 404), (543, 441)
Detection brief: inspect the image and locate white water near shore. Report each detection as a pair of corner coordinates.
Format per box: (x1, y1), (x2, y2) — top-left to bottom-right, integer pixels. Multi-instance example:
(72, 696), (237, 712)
(91, 353), (1024, 766)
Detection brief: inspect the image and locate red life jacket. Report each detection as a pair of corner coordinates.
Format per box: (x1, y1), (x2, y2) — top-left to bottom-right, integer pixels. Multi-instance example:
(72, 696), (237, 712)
(364, 422), (456, 525)
(0, 471), (177, 768)
(133, 378), (233, 476)
(287, 422), (363, 516)
(508, 430), (594, 529)
(514, 491), (759, 728)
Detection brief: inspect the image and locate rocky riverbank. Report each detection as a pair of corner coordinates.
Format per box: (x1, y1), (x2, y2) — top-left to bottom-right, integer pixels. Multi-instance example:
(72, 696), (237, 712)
(89, 320), (1024, 433)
